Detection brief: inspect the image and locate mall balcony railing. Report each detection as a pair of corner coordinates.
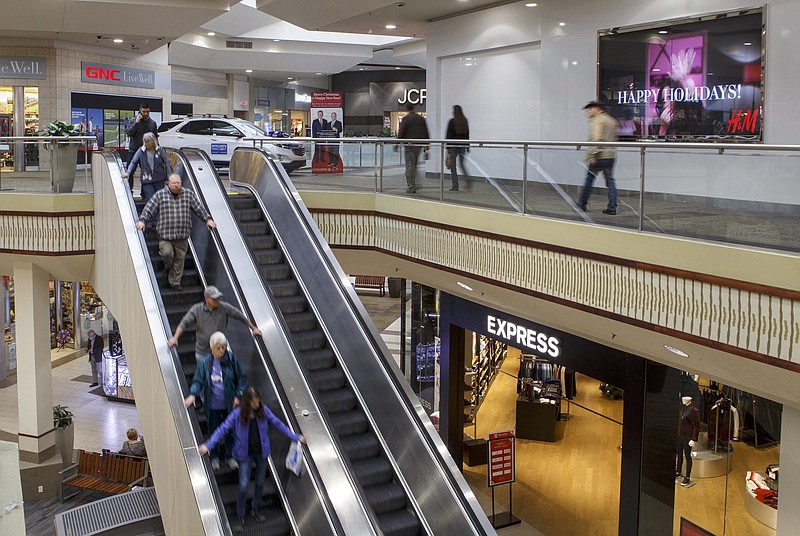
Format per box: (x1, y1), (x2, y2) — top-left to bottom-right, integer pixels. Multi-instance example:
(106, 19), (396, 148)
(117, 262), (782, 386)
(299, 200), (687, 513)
(245, 136), (800, 254)
(0, 135), (96, 194)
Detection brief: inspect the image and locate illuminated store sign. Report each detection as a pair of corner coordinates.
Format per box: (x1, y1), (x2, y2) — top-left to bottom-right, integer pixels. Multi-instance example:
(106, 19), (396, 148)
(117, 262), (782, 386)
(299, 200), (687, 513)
(487, 315), (561, 358)
(81, 61), (155, 89)
(0, 57), (46, 79)
(398, 88), (426, 105)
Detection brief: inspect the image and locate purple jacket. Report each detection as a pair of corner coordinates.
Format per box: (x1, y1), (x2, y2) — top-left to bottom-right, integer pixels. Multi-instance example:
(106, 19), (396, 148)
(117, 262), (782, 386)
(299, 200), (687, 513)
(204, 405), (300, 460)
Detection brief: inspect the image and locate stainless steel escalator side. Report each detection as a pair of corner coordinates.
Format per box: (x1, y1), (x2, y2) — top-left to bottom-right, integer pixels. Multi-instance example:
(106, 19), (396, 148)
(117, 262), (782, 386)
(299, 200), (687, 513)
(91, 150), (229, 536)
(178, 147), (376, 536)
(229, 147), (496, 535)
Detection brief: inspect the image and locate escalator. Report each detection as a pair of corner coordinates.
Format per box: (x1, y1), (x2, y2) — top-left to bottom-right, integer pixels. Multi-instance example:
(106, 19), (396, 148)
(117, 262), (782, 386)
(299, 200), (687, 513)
(91, 150), (340, 535)
(179, 146), (496, 536)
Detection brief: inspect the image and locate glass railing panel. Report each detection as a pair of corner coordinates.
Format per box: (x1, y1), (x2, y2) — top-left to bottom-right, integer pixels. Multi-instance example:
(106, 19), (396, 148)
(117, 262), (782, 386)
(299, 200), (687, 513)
(642, 148), (800, 251)
(289, 140), (384, 193)
(0, 137), (95, 194)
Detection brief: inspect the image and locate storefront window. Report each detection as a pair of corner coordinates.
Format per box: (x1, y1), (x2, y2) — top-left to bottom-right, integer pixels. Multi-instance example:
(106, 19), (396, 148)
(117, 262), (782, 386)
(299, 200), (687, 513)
(410, 283), (440, 416)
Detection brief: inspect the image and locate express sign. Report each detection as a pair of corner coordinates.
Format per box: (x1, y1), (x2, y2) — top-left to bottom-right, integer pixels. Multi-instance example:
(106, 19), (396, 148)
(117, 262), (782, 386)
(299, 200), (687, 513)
(81, 61), (155, 89)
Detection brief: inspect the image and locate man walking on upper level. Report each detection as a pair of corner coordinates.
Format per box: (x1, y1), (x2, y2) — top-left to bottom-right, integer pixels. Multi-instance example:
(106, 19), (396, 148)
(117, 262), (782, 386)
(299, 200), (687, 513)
(577, 101), (619, 215)
(397, 104), (430, 194)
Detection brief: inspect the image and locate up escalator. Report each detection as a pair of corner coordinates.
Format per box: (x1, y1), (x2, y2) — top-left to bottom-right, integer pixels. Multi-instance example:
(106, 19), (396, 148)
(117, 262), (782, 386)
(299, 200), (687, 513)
(228, 193), (420, 536)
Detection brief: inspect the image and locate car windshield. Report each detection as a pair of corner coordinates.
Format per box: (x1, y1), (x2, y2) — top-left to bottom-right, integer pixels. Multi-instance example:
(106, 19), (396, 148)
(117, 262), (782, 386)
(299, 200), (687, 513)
(236, 121), (268, 137)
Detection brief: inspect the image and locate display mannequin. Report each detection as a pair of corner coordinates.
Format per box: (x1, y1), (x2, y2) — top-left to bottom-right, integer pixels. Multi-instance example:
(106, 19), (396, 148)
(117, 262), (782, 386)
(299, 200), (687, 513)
(677, 395), (700, 487)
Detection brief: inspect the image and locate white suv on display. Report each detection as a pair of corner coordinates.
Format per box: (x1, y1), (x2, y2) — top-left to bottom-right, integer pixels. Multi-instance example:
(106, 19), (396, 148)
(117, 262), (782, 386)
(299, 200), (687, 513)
(157, 115), (306, 173)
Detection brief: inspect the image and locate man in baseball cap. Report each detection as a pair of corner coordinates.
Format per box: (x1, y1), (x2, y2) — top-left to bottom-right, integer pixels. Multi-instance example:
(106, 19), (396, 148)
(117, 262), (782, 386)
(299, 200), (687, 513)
(168, 285), (262, 361)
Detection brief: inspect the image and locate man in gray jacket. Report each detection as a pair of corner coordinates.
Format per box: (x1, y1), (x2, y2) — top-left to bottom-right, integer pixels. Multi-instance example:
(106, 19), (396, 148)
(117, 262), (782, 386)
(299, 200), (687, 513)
(577, 101), (619, 215)
(168, 286), (263, 361)
(397, 104), (430, 193)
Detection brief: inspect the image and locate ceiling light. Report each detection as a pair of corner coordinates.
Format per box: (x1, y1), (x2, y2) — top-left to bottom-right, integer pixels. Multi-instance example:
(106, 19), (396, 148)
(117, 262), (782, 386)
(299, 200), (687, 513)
(457, 281), (474, 292)
(385, 24), (397, 29)
(273, 39), (280, 42)
(465, 63), (473, 66)
(708, 72), (714, 76)
(207, 32), (215, 36)
(652, 68), (661, 72)
(287, 77), (293, 80)
(525, 2), (538, 6)
(571, 61), (577, 65)
(559, 22), (566, 26)
(316, 72), (322, 75)
(395, 67), (401, 69)
(113, 39), (123, 43)
(245, 69), (253, 73)
(664, 344), (689, 358)
(465, 57), (473, 60)
(658, 30), (668, 34)
(744, 41), (752, 46)
(359, 67), (365, 71)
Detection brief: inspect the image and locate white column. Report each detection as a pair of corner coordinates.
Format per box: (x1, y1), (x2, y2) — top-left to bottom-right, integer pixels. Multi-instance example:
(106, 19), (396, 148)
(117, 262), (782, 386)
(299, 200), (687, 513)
(0, 280), (6, 382)
(777, 406), (800, 535)
(13, 262), (55, 463)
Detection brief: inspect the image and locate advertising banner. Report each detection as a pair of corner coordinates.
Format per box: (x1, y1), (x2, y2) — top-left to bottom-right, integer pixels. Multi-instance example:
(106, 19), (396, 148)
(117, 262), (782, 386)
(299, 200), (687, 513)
(488, 430), (515, 487)
(311, 91), (344, 174)
(598, 12), (762, 140)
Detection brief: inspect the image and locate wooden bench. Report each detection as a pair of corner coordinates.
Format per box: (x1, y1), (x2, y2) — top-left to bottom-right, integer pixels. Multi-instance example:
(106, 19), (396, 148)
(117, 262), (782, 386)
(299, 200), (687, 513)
(353, 275), (386, 296)
(60, 449), (149, 502)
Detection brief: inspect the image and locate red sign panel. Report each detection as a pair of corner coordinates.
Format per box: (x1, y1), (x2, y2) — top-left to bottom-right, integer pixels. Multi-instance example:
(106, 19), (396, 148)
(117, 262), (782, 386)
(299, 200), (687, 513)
(488, 430), (515, 487)
(84, 66), (120, 81)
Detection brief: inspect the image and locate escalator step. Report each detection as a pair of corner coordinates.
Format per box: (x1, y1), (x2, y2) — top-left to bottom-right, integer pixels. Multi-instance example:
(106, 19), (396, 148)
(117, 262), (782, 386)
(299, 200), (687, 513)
(240, 222), (270, 236)
(217, 480), (278, 506)
(340, 433), (381, 462)
(282, 312), (318, 332)
(377, 510), (421, 536)
(318, 388), (357, 413)
(274, 295), (307, 315)
(298, 347), (336, 370)
(262, 263), (292, 281)
(247, 234), (278, 250)
(227, 195), (259, 209)
(252, 248), (284, 265)
(309, 367), (346, 391)
(291, 331), (327, 351)
(352, 457), (394, 487)
(363, 482), (408, 515)
(329, 410), (369, 436)
(230, 506), (290, 536)
(236, 208), (264, 223)
(268, 278), (300, 297)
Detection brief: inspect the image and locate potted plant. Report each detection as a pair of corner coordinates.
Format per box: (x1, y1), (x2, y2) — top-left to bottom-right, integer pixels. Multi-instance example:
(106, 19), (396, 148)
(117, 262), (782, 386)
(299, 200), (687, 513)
(53, 404), (75, 467)
(40, 120), (83, 193)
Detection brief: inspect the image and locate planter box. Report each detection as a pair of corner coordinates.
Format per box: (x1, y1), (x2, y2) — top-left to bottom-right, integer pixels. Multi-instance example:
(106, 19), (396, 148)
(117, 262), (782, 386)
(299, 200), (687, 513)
(51, 141), (77, 193)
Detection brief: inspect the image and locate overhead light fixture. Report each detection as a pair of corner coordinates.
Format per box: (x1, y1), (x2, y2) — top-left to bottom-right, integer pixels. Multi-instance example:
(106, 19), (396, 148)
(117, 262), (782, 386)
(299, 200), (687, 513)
(571, 61), (578, 65)
(385, 24), (397, 29)
(359, 67), (365, 71)
(652, 68), (661, 72)
(465, 57), (473, 60)
(316, 72), (322, 75)
(559, 22), (566, 27)
(525, 2), (538, 6)
(113, 38), (123, 43)
(287, 77), (293, 80)
(664, 344), (689, 358)
(395, 67), (401, 69)
(744, 41), (752, 46)
(658, 30), (668, 34)
(457, 281), (474, 292)
(207, 32), (216, 36)
(465, 63), (473, 66)
(273, 39), (280, 42)
(245, 69), (253, 73)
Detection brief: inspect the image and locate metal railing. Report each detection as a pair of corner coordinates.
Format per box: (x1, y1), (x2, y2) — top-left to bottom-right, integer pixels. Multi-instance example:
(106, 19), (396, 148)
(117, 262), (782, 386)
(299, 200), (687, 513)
(0, 135), (96, 193)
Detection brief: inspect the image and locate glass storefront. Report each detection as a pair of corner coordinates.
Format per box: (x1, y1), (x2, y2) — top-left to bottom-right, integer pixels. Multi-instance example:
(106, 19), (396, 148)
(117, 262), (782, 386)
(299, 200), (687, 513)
(0, 85), (39, 170)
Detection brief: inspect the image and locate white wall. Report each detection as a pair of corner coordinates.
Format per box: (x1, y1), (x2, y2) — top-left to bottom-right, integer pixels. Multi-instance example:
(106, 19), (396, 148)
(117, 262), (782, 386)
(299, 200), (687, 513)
(425, 0), (800, 202)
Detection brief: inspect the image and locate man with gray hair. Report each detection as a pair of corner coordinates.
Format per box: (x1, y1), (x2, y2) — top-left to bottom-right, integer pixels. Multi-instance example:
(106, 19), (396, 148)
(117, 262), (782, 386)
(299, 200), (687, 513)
(169, 286), (262, 361)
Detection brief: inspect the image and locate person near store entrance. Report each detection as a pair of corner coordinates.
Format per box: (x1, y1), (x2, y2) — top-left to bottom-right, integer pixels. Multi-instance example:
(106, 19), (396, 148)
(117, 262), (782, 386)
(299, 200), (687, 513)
(397, 103), (430, 193)
(184, 331), (248, 471)
(676, 395), (701, 487)
(577, 101), (618, 215)
(86, 329), (104, 388)
(122, 132), (172, 208)
(168, 286), (262, 361)
(136, 174), (217, 290)
(124, 102), (159, 191)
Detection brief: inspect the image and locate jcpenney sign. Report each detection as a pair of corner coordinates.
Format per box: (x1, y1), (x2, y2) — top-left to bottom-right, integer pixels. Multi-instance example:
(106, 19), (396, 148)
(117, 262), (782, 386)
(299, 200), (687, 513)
(81, 61), (155, 89)
(0, 57), (46, 79)
(487, 315), (561, 358)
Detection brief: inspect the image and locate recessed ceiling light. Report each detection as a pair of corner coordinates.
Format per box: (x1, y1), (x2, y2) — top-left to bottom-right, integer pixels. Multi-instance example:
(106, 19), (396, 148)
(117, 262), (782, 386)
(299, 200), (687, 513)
(558, 22), (566, 27)
(658, 30), (668, 34)
(316, 72), (322, 75)
(571, 61), (577, 65)
(385, 24), (397, 29)
(525, 2), (538, 6)
(465, 63), (473, 66)
(207, 32), (215, 36)
(245, 69), (253, 73)
(287, 77), (293, 80)
(395, 67), (401, 69)
(273, 39), (280, 42)
(744, 41), (752, 46)
(113, 39), (123, 43)
(359, 68), (365, 71)
(664, 344), (689, 358)
(465, 57), (473, 60)
(708, 72), (714, 76)
(457, 281), (474, 292)
(652, 68), (661, 72)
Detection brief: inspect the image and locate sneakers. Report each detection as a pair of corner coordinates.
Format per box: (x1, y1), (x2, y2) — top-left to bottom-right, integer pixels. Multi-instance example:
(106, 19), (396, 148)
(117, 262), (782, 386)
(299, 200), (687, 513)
(210, 458), (220, 471)
(227, 458), (239, 470)
(449, 185), (459, 191)
(680, 477), (691, 487)
(251, 509), (266, 523)
(602, 208), (617, 215)
(406, 187), (416, 193)
(233, 517), (245, 533)
(170, 284), (183, 291)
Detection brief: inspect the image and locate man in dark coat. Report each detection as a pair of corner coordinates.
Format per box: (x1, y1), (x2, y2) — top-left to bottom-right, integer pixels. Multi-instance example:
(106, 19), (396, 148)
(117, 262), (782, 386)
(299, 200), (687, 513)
(397, 104), (430, 193)
(86, 329), (104, 387)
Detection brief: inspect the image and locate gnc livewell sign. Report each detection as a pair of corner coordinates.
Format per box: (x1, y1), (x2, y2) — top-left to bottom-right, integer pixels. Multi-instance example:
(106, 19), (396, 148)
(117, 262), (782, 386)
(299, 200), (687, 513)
(81, 61), (155, 89)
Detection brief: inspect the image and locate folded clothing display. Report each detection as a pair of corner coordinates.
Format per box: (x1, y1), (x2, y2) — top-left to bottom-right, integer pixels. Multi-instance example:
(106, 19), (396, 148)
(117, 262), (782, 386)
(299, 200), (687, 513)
(746, 471), (778, 509)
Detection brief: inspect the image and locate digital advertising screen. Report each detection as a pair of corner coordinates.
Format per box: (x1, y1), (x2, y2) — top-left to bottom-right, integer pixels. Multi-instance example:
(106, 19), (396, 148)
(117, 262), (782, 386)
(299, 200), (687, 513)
(598, 11), (763, 141)
(70, 93), (163, 151)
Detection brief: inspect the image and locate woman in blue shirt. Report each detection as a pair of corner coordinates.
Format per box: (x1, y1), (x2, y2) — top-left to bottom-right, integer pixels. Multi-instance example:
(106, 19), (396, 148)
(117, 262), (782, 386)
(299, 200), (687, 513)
(200, 386), (305, 533)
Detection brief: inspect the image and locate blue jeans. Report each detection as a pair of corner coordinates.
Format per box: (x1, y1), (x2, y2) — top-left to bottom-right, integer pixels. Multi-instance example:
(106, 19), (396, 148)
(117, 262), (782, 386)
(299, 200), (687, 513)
(207, 408), (233, 461)
(236, 455), (268, 519)
(448, 148), (466, 188)
(140, 180), (164, 205)
(579, 158), (617, 210)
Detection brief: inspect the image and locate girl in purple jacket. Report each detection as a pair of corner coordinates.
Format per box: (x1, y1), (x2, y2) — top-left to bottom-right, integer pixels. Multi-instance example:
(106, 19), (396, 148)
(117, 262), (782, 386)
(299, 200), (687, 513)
(200, 386), (305, 532)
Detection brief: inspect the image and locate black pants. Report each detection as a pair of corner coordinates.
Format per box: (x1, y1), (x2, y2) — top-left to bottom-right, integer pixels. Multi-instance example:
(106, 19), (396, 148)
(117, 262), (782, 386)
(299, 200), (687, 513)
(676, 438), (693, 478)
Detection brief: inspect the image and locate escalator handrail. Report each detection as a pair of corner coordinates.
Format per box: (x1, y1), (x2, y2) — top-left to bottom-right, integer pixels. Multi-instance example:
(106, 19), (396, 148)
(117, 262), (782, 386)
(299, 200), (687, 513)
(230, 147), (495, 534)
(174, 147), (356, 536)
(96, 150), (230, 535)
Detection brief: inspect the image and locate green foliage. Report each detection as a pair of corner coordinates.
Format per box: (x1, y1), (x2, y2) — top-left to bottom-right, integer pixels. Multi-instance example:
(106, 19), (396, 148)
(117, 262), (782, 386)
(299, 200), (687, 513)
(53, 404), (74, 429)
(377, 127), (392, 137)
(41, 120), (82, 137)
(599, 383), (624, 400)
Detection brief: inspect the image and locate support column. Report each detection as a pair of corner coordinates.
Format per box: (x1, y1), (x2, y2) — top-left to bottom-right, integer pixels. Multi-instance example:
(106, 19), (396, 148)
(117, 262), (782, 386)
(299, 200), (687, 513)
(14, 262), (55, 463)
(0, 279), (6, 383)
(777, 405), (800, 535)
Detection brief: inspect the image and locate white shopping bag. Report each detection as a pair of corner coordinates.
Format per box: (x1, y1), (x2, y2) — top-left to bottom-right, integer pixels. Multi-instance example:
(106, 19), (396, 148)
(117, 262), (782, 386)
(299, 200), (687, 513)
(285, 441), (303, 476)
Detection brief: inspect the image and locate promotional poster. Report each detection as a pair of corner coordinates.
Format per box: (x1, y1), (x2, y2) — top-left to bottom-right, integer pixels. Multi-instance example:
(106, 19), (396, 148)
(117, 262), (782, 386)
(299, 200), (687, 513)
(311, 91), (344, 174)
(598, 12), (762, 140)
(70, 93), (163, 152)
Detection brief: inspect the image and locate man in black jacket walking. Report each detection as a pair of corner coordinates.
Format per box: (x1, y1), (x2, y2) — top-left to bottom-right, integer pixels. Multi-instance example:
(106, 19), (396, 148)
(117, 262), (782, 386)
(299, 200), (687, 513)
(125, 103), (159, 187)
(397, 104), (429, 193)
(86, 329), (104, 388)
